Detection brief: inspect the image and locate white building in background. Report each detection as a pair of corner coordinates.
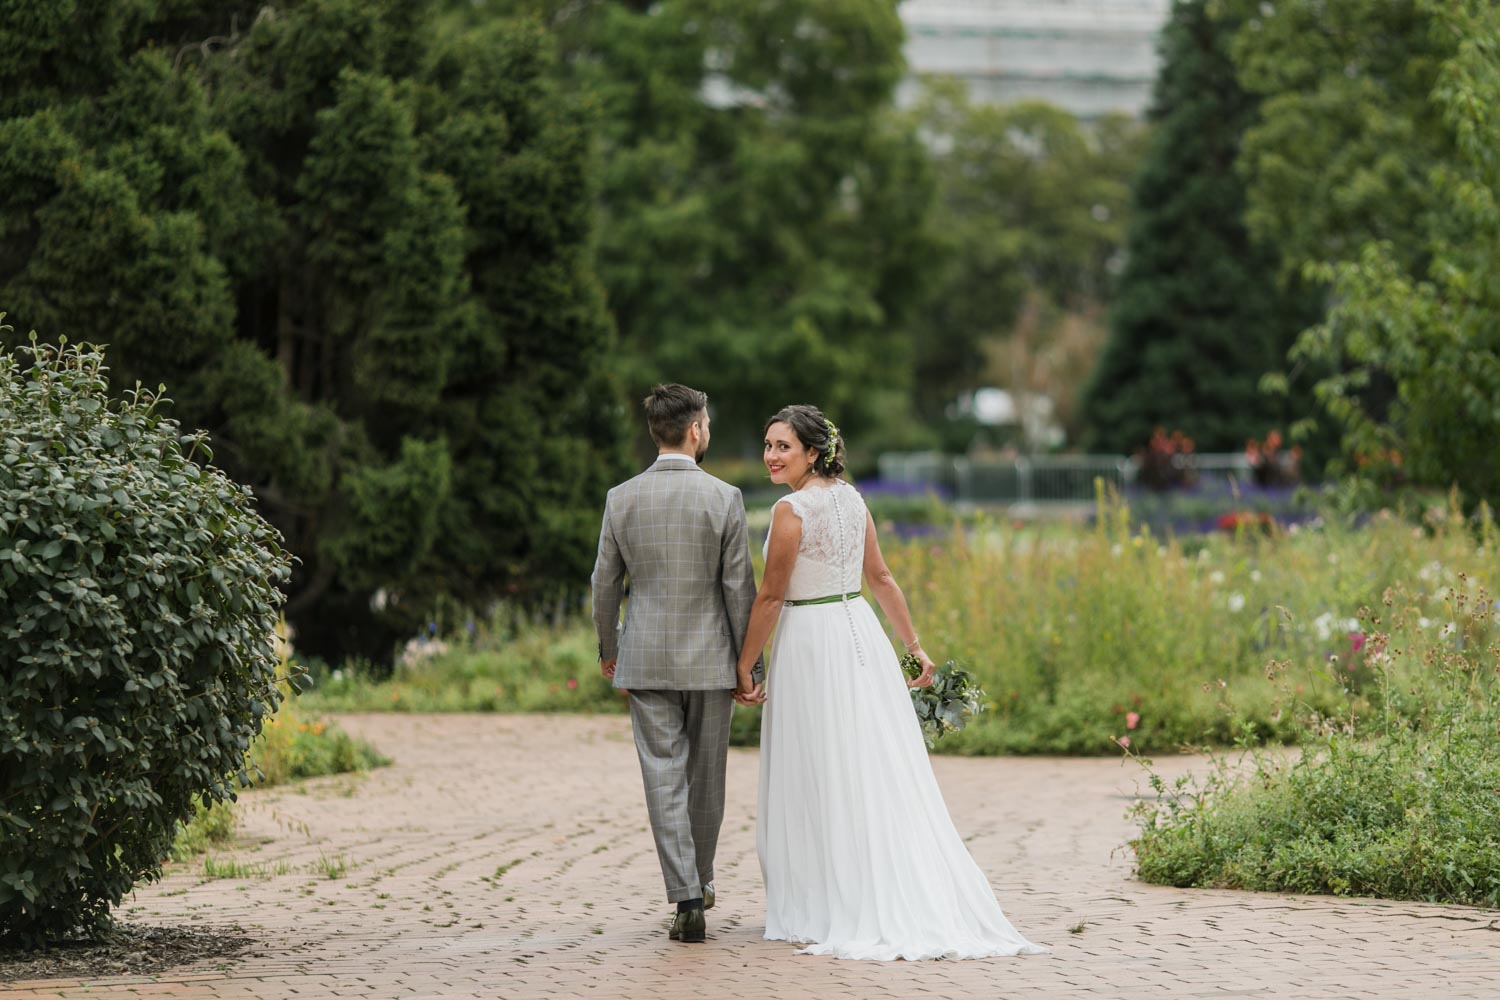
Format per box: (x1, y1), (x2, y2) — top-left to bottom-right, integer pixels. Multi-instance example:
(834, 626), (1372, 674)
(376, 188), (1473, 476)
(953, 387), (1066, 451)
(898, 0), (1172, 118)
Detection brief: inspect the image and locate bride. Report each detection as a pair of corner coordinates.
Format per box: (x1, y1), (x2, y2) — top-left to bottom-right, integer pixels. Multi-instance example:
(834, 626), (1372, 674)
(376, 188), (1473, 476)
(733, 404), (1046, 962)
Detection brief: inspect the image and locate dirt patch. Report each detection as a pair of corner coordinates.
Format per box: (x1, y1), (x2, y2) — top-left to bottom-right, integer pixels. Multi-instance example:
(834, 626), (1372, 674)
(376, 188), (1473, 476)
(0, 923), (256, 984)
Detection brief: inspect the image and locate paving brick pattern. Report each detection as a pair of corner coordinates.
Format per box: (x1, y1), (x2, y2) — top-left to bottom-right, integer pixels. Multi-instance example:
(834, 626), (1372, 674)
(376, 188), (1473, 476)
(4, 713), (1499, 999)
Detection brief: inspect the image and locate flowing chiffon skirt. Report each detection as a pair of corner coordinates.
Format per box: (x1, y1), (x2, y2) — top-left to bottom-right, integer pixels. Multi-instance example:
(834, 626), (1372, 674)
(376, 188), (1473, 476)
(756, 597), (1047, 961)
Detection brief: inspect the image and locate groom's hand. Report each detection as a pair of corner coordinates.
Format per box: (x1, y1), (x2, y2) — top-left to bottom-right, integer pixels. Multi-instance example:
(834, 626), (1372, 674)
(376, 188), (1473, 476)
(734, 671), (765, 706)
(600, 657), (617, 680)
(733, 683), (765, 707)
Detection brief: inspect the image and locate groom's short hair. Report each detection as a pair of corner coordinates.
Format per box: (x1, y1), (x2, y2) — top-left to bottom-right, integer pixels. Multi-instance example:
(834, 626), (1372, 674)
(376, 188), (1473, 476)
(643, 383), (708, 447)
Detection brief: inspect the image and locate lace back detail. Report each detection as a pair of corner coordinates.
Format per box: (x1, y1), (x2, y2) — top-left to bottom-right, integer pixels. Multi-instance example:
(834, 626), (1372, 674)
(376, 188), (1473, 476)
(772, 482), (866, 603)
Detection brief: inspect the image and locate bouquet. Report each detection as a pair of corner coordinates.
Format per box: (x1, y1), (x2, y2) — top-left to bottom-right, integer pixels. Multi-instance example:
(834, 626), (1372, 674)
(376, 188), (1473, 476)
(900, 653), (986, 749)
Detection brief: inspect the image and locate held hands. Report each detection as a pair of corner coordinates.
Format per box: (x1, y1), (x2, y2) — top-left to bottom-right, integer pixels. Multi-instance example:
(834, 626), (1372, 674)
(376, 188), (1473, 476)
(734, 665), (765, 707)
(600, 657), (617, 680)
(905, 648), (936, 689)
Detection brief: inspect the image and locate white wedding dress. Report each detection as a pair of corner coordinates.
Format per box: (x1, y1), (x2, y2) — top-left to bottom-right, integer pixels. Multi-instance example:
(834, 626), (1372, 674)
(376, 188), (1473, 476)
(757, 481), (1047, 961)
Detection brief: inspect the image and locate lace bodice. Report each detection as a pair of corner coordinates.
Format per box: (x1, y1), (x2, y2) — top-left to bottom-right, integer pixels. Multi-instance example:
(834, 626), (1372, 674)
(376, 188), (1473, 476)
(765, 481), (867, 600)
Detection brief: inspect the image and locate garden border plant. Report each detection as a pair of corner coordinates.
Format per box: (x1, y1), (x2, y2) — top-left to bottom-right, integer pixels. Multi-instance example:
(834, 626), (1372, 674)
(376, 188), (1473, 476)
(301, 488), (1500, 760)
(1126, 523), (1500, 907)
(0, 331), (292, 944)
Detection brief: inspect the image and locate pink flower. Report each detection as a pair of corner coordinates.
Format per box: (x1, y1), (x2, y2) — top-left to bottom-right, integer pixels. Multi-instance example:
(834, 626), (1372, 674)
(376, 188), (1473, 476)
(567, 678), (579, 690)
(1349, 632), (1366, 653)
(1116, 736), (1131, 748)
(1125, 712), (1140, 730)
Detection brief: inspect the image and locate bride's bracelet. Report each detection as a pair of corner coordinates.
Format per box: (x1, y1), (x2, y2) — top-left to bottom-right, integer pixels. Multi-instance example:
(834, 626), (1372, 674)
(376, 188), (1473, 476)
(903, 635), (921, 651)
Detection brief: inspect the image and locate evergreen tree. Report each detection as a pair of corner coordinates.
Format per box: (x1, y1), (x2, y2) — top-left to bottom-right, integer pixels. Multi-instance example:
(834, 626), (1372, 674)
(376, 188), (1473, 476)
(0, 2), (627, 662)
(1080, 0), (1323, 455)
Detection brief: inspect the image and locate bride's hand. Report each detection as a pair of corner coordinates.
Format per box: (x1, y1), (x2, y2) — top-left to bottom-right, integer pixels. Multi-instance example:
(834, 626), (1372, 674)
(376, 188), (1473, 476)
(906, 649), (936, 689)
(735, 667), (765, 706)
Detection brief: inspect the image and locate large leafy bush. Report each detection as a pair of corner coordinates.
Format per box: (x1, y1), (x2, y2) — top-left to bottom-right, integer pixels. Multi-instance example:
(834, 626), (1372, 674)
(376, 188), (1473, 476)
(0, 334), (291, 944)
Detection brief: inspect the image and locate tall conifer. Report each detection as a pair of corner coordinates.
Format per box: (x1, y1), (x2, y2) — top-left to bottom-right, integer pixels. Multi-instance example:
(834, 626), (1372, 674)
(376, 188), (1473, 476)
(1080, 0), (1321, 454)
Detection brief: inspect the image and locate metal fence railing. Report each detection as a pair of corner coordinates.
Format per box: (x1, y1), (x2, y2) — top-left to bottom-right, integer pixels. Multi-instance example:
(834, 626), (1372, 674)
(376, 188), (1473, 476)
(876, 451), (1255, 504)
(956, 454), (1133, 504)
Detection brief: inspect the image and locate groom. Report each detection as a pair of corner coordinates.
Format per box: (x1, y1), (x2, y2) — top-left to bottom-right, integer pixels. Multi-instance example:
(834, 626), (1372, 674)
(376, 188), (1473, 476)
(591, 383), (759, 944)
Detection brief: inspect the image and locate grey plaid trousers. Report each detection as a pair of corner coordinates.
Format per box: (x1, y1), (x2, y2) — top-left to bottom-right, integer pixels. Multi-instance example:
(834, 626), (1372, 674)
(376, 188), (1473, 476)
(627, 688), (734, 902)
(591, 457), (757, 902)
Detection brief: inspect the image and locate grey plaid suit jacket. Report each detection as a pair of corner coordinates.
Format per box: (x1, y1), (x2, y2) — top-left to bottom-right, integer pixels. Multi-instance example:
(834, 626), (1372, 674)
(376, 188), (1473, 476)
(591, 457), (757, 691)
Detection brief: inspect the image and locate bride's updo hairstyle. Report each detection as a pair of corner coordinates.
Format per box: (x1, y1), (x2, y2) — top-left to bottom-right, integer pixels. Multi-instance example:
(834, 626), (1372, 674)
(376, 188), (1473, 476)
(765, 404), (847, 479)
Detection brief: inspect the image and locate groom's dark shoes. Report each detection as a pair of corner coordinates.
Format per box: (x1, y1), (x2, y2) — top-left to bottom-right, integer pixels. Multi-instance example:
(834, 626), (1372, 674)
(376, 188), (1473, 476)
(703, 882), (715, 910)
(669, 899), (706, 943)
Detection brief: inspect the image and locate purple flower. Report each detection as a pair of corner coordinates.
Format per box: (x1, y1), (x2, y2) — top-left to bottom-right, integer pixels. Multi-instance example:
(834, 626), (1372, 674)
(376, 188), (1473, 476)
(1348, 632), (1366, 653)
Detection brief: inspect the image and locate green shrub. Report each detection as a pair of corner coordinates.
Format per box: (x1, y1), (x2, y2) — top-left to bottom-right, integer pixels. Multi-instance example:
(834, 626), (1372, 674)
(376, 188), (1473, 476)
(0, 336), (292, 944)
(1129, 581), (1500, 905)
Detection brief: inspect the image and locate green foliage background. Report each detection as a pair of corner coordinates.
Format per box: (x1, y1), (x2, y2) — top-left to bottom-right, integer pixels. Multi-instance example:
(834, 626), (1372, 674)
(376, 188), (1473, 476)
(1230, 0), (1500, 510)
(906, 81), (1146, 445)
(0, 1), (628, 663)
(507, 0), (940, 446)
(7, 0), (1497, 669)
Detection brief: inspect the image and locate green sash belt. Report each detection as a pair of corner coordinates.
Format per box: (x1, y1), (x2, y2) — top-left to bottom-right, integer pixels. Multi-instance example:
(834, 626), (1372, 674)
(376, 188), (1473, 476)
(783, 591), (862, 607)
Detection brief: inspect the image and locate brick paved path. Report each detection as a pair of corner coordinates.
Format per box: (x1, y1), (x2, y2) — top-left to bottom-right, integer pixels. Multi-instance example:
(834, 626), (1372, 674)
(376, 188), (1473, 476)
(5, 713), (1500, 999)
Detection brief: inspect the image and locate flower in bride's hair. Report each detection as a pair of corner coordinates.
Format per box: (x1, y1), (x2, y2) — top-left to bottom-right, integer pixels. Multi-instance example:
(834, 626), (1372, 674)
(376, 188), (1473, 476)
(823, 418), (840, 460)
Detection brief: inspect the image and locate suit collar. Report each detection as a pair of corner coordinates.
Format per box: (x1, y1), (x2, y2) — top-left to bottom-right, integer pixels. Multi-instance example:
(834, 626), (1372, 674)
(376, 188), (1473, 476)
(651, 454), (701, 471)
